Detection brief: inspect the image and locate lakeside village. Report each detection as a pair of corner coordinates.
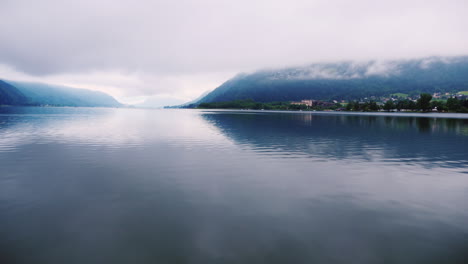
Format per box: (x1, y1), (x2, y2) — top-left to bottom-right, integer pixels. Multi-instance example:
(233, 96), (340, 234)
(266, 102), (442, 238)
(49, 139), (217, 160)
(197, 92), (468, 113)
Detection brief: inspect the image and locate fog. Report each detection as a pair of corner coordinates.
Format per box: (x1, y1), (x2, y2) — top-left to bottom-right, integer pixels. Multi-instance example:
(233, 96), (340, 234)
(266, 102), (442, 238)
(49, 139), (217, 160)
(0, 0), (467, 103)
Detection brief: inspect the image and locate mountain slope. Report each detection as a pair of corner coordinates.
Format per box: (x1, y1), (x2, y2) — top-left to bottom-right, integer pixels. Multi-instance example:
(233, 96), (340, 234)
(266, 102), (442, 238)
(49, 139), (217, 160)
(199, 56), (468, 103)
(5, 80), (122, 107)
(167, 90), (212, 108)
(0, 80), (29, 105)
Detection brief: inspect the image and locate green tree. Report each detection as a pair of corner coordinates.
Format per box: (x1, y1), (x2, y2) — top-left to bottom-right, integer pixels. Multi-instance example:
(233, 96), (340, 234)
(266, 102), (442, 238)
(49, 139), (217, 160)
(431, 100), (446, 112)
(383, 100), (395, 111)
(446, 97), (461, 112)
(407, 100), (416, 110)
(353, 101), (361, 111)
(368, 101), (380, 111)
(346, 101), (360, 111)
(417, 93), (433, 112)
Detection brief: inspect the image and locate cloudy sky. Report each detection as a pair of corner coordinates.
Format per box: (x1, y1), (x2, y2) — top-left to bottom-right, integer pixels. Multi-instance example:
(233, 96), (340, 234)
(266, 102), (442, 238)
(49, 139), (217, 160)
(1, 0), (467, 104)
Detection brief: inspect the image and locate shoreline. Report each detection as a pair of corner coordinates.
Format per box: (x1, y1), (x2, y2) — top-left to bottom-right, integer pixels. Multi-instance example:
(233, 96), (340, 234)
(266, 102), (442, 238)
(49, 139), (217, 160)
(2, 105), (468, 119)
(195, 108), (468, 119)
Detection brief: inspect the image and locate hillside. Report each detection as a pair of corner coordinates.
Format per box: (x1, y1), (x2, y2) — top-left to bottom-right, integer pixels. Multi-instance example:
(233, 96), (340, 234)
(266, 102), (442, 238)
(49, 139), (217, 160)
(166, 90), (212, 108)
(0, 80), (29, 105)
(198, 56), (468, 104)
(3, 80), (122, 107)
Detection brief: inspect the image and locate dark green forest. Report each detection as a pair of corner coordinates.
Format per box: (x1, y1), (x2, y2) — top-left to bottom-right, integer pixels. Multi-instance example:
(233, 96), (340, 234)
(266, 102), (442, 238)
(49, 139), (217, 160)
(0, 80), (30, 105)
(198, 94), (468, 113)
(198, 56), (468, 104)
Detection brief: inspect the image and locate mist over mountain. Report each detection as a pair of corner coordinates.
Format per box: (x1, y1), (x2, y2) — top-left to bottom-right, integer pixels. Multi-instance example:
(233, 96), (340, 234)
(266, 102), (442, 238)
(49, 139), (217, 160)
(166, 90), (212, 108)
(198, 56), (468, 104)
(135, 96), (186, 109)
(0, 80), (122, 107)
(0, 80), (29, 105)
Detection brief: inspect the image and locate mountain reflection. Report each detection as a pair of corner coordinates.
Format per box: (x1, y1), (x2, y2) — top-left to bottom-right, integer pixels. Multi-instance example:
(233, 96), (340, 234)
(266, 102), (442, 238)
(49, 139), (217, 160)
(1, 108), (468, 263)
(201, 111), (468, 168)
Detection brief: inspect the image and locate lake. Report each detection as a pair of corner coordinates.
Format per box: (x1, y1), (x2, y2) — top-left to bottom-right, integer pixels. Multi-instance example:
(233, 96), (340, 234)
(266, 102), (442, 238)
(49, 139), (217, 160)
(1, 107), (467, 264)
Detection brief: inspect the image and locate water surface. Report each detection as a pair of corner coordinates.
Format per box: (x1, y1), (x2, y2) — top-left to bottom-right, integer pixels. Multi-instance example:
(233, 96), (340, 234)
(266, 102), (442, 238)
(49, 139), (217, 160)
(1, 107), (467, 263)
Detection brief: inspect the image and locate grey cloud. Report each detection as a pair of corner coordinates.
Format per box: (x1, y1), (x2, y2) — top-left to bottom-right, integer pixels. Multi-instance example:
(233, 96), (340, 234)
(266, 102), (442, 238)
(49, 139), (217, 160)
(0, 0), (467, 98)
(265, 55), (467, 81)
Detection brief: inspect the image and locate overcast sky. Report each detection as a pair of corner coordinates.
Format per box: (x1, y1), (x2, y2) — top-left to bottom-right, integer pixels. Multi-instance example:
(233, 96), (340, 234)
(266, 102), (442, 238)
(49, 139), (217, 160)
(1, 0), (467, 104)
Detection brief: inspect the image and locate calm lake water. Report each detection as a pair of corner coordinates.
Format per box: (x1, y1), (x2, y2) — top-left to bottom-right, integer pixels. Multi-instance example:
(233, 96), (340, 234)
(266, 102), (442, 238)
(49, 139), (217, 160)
(1, 107), (468, 264)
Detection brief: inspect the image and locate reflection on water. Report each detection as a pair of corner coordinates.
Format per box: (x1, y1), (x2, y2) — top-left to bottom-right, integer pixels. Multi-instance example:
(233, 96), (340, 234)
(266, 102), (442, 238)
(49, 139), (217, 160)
(0, 107), (467, 264)
(202, 112), (468, 169)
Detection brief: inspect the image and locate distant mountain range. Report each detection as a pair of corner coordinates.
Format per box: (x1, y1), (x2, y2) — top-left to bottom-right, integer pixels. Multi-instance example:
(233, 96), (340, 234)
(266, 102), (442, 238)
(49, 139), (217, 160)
(194, 56), (468, 105)
(0, 80), (122, 107)
(135, 95), (191, 109)
(166, 90), (212, 108)
(4, 55), (468, 109)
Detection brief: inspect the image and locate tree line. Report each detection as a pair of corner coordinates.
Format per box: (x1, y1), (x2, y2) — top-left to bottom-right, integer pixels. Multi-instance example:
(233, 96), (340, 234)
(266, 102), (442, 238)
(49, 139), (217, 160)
(198, 99), (290, 110)
(347, 93), (468, 113)
(198, 94), (468, 113)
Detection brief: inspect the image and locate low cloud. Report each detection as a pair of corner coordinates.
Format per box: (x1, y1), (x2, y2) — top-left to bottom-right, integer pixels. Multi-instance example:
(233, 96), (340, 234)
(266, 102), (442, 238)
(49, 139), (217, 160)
(0, 0), (467, 101)
(364, 61), (400, 77)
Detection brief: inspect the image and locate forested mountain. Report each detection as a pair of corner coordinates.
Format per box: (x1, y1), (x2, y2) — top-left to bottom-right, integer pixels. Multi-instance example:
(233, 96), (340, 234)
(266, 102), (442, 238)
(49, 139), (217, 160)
(0, 80), (122, 107)
(198, 56), (468, 104)
(0, 80), (29, 105)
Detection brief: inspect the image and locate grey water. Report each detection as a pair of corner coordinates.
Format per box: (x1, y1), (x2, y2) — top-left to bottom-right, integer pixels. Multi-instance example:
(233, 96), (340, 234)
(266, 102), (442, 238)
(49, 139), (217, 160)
(1, 107), (468, 264)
